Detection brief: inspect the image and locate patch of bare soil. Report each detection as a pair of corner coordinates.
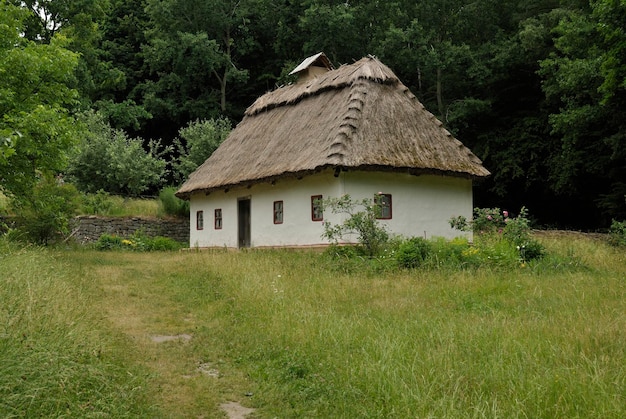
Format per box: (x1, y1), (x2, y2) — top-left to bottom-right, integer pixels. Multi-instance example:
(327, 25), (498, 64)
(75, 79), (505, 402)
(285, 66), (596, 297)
(220, 401), (255, 419)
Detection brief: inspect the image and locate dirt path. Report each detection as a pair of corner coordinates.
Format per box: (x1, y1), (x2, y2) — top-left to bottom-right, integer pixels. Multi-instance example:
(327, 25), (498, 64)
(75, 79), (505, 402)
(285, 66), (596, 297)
(90, 254), (256, 418)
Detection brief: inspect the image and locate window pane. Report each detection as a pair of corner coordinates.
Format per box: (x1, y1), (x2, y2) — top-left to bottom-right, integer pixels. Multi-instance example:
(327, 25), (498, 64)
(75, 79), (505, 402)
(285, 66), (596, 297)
(375, 194), (392, 219)
(215, 208), (222, 229)
(274, 201), (283, 224)
(196, 211), (204, 230)
(311, 195), (323, 221)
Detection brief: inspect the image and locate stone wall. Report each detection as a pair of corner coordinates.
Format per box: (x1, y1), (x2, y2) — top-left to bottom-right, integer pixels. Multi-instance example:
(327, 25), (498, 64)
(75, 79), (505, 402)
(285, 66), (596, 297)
(70, 216), (189, 244)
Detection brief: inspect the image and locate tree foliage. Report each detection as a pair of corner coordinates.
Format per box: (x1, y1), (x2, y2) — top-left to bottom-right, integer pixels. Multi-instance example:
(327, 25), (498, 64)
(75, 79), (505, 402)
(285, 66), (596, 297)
(66, 112), (167, 196)
(10, 175), (81, 245)
(172, 118), (231, 183)
(0, 1), (80, 198)
(2, 0), (625, 228)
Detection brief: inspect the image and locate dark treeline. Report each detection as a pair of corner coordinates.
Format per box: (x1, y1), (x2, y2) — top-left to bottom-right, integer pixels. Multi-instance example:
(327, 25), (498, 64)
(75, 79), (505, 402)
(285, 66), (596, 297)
(7, 0), (626, 229)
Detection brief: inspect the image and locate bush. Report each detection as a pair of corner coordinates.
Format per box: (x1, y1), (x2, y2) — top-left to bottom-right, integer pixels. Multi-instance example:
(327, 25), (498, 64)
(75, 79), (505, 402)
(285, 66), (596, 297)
(159, 186), (189, 217)
(67, 111), (167, 196)
(94, 233), (123, 250)
(11, 176), (80, 245)
(427, 236), (473, 269)
(450, 206), (545, 262)
(608, 220), (626, 247)
(81, 189), (114, 215)
(396, 237), (431, 268)
(321, 195), (389, 257)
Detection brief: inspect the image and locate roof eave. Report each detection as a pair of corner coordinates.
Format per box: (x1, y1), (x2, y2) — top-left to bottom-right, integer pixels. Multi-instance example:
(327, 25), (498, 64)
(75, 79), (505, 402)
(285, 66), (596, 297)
(176, 165), (490, 200)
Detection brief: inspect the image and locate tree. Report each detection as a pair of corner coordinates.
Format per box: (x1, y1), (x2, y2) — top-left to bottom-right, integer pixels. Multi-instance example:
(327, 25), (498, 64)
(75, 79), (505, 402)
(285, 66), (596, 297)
(0, 1), (81, 198)
(539, 1), (626, 222)
(95, 0), (153, 132)
(172, 118), (231, 183)
(66, 112), (167, 196)
(141, 0), (251, 128)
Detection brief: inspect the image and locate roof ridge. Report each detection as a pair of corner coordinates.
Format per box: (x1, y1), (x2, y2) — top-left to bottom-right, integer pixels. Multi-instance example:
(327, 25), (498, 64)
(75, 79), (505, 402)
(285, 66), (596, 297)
(326, 79), (369, 164)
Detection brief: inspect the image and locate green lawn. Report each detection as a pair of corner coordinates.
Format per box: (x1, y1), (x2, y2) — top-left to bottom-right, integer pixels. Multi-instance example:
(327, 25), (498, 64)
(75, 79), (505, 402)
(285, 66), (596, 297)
(1, 233), (625, 418)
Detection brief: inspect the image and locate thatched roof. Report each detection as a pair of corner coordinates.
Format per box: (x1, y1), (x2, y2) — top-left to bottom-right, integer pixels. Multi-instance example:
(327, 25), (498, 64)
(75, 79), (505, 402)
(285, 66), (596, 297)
(176, 55), (490, 199)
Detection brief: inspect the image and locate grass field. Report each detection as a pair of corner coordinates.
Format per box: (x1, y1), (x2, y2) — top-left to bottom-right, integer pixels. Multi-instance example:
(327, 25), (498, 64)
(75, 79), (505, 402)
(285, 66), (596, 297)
(1, 233), (625, 418)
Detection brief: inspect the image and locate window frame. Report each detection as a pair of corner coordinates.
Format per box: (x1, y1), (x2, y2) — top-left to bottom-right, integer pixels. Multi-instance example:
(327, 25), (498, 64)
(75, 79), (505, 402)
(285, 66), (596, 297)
(214, 208), (223, 230)
(311, 195), (323, 221)
(375, 193), (392, 220)
(196, 210), (204, 230)
(273, 200), (284, 224)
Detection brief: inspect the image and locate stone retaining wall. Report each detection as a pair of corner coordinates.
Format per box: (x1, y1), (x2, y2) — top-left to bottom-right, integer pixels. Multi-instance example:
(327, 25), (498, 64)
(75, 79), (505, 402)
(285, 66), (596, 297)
(70, 216), (189, 244)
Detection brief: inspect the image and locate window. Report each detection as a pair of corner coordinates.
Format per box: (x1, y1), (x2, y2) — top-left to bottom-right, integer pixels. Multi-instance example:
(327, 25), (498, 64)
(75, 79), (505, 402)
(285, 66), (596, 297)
(196, 211), (204, 230)
(311, 195), (323, 221)
(214, 208), (222, 229)
(273, 201), (283, 224)
(375, 193), (392, 219)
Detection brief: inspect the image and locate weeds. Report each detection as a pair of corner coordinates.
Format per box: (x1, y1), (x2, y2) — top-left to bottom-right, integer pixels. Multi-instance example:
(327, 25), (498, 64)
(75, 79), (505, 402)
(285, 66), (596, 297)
(94, 231), (183, 251)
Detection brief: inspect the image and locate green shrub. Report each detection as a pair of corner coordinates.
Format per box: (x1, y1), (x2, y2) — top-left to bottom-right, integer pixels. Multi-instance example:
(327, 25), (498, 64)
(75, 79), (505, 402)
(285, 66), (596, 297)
(321, 195), (389, 257)
(145, 236), (183, 251)
(67, 111), (167, 196)
(517, 239), (546, 262)
(396, 237), (431, 268)
(159, 186), (189, 217)
(428, 236), (472, 268)
(608, 220), (626, 247)
(94, 234), (123, 250)
(476, 236), (521, 268)
(81, 189), (114, 215)
(11, 177), (80, 245)
(451, 206), (545, 262)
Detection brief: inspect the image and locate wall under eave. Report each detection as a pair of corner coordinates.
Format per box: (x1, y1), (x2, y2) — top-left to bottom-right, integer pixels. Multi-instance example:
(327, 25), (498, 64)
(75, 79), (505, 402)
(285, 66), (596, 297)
(341, 171), (473, 240)
(187, 169), (472, 249)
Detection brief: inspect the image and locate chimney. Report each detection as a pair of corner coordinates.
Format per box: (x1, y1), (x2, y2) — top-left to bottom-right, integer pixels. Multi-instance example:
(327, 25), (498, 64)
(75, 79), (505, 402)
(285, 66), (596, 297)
(289, 52), (334, 83)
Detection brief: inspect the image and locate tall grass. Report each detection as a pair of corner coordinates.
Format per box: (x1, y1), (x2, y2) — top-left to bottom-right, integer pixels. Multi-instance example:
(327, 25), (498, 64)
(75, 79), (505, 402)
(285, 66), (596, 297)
(181, 245), (625, 418)
(3, 234), (625, 417)
(0, 239), (157, 417)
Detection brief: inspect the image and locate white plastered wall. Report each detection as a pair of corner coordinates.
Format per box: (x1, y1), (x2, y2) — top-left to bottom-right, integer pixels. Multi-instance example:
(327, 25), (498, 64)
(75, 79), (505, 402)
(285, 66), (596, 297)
(341, 171), (473, 240)
(188, 170), (344, 248)
(187, 169), (473, 248)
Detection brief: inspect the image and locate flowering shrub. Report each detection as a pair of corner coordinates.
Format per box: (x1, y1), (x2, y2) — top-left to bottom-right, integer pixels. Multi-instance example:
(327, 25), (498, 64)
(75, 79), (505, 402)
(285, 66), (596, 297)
(449, 207), (511, 234)
(450, 206), (544, 262)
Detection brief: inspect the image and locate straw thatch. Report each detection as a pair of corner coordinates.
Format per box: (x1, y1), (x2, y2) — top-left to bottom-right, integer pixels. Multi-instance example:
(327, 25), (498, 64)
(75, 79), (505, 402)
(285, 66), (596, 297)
(176, 55), (490, 199)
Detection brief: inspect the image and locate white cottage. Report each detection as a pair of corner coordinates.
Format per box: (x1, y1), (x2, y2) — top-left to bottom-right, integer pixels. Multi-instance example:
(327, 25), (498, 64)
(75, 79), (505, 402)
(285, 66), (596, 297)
(176, 53), (490, 249)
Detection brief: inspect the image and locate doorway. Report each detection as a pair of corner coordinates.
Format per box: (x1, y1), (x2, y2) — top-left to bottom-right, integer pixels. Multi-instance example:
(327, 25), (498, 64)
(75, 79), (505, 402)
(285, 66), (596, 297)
(238, 198), (251, 248)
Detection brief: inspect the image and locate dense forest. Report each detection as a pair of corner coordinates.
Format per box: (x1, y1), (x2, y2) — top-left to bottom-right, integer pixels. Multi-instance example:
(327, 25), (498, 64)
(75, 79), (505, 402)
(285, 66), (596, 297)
(1, 0), (625, 230)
